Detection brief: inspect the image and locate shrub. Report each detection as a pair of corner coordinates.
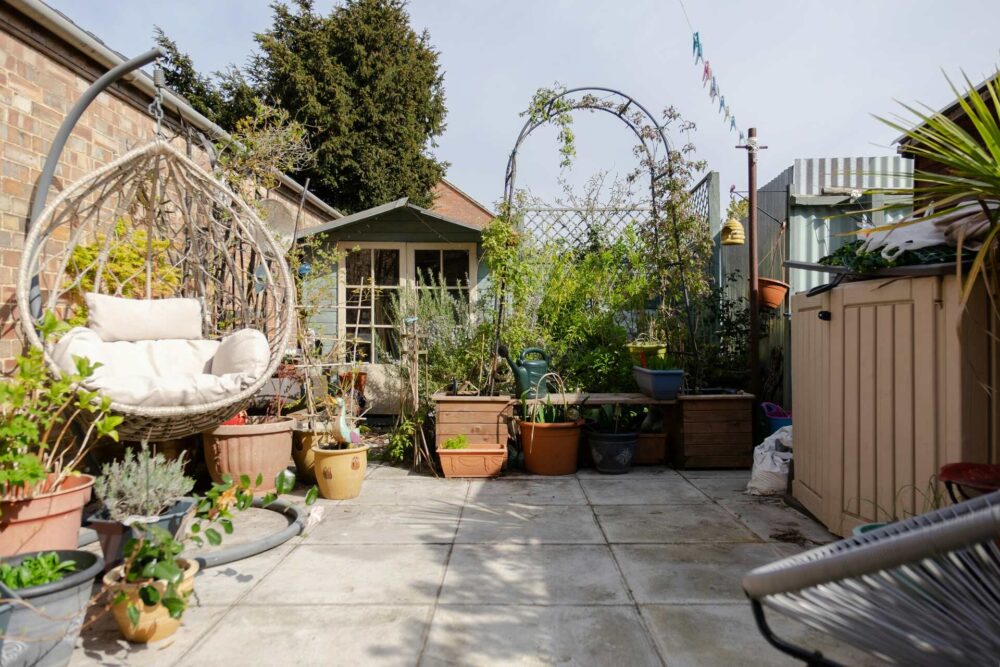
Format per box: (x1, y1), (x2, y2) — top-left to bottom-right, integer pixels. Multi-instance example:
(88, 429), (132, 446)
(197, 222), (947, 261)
(95, 445), (194, 521)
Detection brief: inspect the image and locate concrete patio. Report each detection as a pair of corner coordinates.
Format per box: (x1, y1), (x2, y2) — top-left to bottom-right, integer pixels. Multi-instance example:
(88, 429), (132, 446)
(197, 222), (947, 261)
(70, 465), (880, 666)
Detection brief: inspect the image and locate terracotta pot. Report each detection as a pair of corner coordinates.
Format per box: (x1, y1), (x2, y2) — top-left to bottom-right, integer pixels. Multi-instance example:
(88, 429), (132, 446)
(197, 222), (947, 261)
(758, 278), (790, 310)
(520, 420), (583, 476)
(437, 444), (506, 478)
(202, 418), (294, 493)
(104, 558), (199, 643)
(312, 445), (368, 500)
(339, 371), (368, 395)
(0, 474), (95, 557)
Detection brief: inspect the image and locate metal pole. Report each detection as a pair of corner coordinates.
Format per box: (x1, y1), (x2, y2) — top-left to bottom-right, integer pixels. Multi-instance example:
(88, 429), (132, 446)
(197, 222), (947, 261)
(738, 128), (767, 401)
(27, 47), (164, 318)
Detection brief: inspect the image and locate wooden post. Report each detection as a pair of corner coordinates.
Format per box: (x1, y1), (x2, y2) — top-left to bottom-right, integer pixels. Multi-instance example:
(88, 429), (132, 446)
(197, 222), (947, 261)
(738, 128), (767, 401)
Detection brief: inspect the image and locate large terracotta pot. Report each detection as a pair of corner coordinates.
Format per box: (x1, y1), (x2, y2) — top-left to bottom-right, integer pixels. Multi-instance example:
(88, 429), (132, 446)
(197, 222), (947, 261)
(202, 418), (294, 493)
(104, 558), (199, 643)
(520, 420), (583, 476)
(312, 445), (368, 500)
(0, 474), (95, 557)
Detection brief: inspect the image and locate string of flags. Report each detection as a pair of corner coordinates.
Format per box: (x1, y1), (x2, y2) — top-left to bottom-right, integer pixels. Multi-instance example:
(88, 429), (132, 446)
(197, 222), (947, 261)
(692, 32), (745, 144)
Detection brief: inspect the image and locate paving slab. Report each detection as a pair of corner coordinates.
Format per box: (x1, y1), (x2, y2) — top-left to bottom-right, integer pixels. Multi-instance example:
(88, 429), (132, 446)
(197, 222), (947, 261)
(367, 463), (437, 479)
(301, 502), (462, 544)
(188, 541), (296, 606)
(576, 466), (681, 478)
(421, 605), (662, 666)
(614, 543), (785, 604)
(595, 503), (760, 544)
(580, 476), (706, 505)
(244, 544), (450, 604)
(679, 469), (752, 478)
(184, 605), (432, 666)
(720, 498), (837, 545)
(439, 544), (630, 605)
(71, 603), (228, 667)
(351, 478), (470, 505)
(682, 474), (754, 504)
(466, 478), (586, 505)
(456, 503), (604, 544)
(641, 603), (886, 666)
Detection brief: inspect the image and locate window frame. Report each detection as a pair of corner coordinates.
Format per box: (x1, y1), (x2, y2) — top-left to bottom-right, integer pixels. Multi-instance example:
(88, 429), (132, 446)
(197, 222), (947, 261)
(336, 241), (478, 363)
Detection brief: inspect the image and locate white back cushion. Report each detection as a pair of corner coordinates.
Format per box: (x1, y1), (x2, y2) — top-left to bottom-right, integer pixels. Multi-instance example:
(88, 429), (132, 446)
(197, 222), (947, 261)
(85, 293), (202, 342)
(211, 329), (270, 378)
(52, 327), (219, 379)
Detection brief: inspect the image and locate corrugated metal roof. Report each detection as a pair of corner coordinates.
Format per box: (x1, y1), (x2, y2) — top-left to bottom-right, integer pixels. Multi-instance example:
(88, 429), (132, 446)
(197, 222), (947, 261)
(791, 156), (913, 196)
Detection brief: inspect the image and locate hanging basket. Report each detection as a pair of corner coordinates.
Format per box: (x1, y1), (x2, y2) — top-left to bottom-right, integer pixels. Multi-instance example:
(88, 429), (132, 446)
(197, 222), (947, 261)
(758, 278), (790, 310)
(17, 140), (295, 441)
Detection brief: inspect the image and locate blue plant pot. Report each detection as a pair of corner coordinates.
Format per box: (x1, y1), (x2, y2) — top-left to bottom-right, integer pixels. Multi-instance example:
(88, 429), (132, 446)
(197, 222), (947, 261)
(87, 498), (195, 571)
(632, 366), (684, 400)
(766, 416), (793, 435)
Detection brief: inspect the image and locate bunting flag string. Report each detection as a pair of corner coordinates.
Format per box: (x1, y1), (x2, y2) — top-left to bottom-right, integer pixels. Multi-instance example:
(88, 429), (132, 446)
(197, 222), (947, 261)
(691, 31), (745, 144)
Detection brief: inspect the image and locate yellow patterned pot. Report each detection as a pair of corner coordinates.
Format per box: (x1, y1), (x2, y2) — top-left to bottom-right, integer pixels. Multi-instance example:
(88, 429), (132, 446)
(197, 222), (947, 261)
(312, 445), (368, 500)
(104, 558), (199, 643)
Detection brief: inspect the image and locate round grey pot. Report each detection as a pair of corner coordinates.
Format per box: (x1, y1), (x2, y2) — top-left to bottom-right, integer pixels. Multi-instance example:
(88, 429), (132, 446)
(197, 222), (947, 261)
(588, 432), (639, 474)
(0, 549), (103, 667)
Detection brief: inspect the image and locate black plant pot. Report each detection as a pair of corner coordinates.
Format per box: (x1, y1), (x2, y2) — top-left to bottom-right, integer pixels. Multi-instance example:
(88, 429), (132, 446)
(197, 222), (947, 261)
(87, 498), (195, 571)
(0, 550), (103, 667)
(588, 431), (639, 474)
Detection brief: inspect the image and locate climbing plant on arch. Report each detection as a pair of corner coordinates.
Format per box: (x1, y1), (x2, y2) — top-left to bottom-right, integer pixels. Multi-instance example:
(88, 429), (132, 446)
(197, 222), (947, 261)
(488, 85), (713, 391)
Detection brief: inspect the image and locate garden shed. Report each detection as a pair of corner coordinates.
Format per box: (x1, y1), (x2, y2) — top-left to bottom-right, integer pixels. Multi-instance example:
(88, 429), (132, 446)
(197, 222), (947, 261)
(296, 195), (491, 414)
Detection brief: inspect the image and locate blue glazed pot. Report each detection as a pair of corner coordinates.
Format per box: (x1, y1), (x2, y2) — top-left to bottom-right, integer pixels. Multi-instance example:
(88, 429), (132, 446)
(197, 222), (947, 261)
(632, 366), (684, 400)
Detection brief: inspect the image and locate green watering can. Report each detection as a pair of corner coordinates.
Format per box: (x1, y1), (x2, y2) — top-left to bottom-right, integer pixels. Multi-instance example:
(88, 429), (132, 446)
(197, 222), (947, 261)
(499, 346), (550, 399)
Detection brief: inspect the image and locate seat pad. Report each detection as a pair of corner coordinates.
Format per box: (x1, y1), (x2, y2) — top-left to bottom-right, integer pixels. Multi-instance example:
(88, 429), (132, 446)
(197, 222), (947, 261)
(50, 327), (270, 408)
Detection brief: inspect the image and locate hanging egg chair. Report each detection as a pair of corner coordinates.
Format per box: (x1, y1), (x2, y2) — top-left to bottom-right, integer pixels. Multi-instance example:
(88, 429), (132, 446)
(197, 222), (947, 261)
(17, 139), (295, 441)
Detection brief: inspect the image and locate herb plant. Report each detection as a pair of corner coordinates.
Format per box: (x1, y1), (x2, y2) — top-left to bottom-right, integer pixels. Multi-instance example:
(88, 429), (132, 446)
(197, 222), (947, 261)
(441, 435), (468, 450)
(0, 552), (77, 590)
(95, 444), (194, 521)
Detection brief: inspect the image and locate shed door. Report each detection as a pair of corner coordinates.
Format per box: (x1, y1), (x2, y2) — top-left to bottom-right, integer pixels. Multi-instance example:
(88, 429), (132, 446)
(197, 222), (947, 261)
(790, 289), (831, 523)
(827, 278), (938, 535)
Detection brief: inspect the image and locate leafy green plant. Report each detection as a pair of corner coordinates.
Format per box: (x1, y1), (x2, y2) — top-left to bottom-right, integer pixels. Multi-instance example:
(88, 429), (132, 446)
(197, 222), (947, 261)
(584, 404), (644, 434)
(109, 471), (316, 628)
(0, 552), (76, 590)
(0, 312), (122, 501)
(519, 372), (580, 424)
(94, 444), (194, 521)
(441, 435), (468, 450)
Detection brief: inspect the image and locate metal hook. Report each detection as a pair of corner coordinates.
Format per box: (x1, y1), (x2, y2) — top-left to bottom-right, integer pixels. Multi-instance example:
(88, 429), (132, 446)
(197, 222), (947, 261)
(148, 65), (166, 139)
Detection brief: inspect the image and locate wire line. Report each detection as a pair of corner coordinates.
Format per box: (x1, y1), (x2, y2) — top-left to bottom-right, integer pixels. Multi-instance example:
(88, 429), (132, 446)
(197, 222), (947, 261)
(676, 0), (695, 32)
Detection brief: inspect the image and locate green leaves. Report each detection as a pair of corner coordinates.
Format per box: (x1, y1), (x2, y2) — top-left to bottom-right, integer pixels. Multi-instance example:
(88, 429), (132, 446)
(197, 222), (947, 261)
(0, 552), (76, 590)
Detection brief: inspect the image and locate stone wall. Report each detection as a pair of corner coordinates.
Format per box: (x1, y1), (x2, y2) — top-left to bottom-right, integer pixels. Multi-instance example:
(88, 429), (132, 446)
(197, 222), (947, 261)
(0, 7), (329, 370)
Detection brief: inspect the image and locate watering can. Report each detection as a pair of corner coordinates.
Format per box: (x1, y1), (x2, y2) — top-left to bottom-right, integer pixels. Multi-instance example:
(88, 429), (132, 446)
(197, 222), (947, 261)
(498, 346), (550, 399)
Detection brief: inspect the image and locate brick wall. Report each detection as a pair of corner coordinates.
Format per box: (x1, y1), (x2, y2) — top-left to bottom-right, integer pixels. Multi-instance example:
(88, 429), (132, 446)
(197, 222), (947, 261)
(0, 9), (328, 370)
(430, 180), (493, 228)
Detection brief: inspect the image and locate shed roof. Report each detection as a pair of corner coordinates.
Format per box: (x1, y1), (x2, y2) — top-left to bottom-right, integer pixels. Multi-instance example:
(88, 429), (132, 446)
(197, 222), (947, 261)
(296, 197), (484, 238)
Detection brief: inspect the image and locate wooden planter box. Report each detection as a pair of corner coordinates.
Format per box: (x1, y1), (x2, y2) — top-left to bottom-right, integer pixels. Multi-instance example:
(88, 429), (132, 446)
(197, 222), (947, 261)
(671, 394), (753, 469)
(634, 433), (669, 465)
(432, 393), (513, 449)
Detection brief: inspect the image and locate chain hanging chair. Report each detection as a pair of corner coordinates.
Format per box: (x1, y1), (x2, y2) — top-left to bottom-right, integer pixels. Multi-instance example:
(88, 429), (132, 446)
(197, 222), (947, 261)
(17, 135), (295, 442)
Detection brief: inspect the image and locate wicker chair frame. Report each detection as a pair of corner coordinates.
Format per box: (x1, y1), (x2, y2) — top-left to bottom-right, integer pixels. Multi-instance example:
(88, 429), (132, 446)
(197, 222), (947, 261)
(17, 140), (295, 441)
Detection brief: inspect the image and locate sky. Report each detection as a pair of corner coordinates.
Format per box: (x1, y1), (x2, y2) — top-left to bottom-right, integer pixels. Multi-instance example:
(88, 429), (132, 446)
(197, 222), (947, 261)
(48, 0), (1000, 212)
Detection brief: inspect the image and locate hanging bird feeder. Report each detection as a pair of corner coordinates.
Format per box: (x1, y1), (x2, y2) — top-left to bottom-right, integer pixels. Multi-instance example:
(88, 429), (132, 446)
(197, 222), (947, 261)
(721, 216), (746, 245)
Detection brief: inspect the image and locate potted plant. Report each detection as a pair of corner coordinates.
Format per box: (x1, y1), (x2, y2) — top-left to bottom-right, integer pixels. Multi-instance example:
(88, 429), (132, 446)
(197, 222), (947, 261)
(518, 373), (583, 476)
(0, 313), (124, 556)
(584, 405), (644, 474)
(0, 549), (104, 667)
(102, 471), (311, 643)
(632, 353), (685, 400)
(312, 397), (368, 500)
(89, 444), (196, 571)
(437, 434), (506, 479)
(202, 407), (294, 494)
(758, 277), (789, 310)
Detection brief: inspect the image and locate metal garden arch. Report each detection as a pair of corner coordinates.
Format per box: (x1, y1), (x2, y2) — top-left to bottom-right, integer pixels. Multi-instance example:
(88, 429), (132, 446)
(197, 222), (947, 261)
(497, 86), (701, 384)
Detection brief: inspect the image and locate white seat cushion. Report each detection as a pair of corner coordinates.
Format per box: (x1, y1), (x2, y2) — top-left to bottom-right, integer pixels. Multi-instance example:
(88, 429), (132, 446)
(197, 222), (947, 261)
(85, 293), (203, 342)
(51, 326), (270, 408)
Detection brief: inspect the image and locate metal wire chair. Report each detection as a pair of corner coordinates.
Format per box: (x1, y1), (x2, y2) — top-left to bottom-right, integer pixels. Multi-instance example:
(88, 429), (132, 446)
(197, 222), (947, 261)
(742, 491), (1000, 666)
(17, 139), (295, 441)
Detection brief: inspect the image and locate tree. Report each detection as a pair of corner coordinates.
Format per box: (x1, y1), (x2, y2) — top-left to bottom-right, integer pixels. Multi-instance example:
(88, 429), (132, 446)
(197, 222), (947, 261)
(154, 0), (448, 213)
(251, 0), (447, 212)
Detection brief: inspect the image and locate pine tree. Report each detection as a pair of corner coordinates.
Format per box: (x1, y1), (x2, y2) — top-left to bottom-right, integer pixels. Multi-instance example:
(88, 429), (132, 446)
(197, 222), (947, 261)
(154, 0), (448, 213)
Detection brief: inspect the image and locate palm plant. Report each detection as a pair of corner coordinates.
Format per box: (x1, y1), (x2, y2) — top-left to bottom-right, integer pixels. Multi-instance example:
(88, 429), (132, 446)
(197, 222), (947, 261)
(875, 72), (1000, 305)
